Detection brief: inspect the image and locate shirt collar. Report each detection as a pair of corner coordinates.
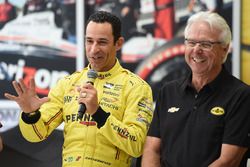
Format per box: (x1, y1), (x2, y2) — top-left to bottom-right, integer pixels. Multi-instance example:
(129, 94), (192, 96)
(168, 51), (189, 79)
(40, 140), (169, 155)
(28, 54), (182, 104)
(180, 66), (230, 92)
(180, 71), (192, 92)
(87, 59), (122, 80)
(207, 66), (230, 91)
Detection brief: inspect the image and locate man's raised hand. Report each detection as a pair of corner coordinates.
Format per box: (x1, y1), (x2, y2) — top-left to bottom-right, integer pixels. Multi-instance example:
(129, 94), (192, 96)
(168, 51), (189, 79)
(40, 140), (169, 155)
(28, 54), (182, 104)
(4, 78), (49, 113)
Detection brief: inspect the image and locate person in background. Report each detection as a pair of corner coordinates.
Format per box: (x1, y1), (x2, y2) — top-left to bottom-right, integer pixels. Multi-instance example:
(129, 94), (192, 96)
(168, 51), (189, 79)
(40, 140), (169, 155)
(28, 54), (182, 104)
(23, 0), (47, 15)
(96, 0), (140, 41)
(142, 11), (250, 167)
(60, 0), (76, 43)
(5, 11), (153, 167)
(154, 0), (175, 40)
(188, 0), (223, 15)
(0, 0), (17, 29)
(116, 0), (140, 41)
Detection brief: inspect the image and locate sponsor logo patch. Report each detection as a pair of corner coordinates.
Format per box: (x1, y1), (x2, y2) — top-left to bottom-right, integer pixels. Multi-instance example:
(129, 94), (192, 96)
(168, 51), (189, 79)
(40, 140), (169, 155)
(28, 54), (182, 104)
(64, 156), (82, 163)
(103, 82), (114, 89)
(111, 123), (137, 141)
(167, 107), (180, 113)
(210, 107), (225, 116)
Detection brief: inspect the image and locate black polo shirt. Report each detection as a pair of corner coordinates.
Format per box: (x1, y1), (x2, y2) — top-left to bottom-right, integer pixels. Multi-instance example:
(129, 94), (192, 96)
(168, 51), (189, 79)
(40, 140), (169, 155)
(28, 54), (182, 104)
(148, 67), (250, 167)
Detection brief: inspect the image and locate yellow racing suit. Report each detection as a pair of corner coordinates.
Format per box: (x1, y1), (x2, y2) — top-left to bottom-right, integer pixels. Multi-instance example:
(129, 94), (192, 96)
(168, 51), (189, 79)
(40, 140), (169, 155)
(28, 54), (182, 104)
(19, 60), (153, 167)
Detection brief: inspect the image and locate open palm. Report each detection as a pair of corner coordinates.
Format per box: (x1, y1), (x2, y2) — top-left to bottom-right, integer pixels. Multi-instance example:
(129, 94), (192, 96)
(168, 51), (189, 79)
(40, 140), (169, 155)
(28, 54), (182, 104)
(4, 78), (49, 113)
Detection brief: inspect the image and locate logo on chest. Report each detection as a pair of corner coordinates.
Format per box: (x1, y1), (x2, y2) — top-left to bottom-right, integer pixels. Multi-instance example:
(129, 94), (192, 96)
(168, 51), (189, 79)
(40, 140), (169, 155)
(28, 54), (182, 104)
(210, 107), (225, 116)
(167, 107), (180, 113)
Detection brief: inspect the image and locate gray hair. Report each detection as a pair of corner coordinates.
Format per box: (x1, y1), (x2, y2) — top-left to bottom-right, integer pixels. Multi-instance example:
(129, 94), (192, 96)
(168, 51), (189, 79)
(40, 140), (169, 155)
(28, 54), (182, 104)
(184, 11), (231, 62)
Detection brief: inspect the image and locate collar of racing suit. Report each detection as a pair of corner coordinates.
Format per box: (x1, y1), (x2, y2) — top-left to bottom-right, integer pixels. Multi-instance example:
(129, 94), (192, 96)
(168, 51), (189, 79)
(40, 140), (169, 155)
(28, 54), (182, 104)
(87, 59), (123, 80)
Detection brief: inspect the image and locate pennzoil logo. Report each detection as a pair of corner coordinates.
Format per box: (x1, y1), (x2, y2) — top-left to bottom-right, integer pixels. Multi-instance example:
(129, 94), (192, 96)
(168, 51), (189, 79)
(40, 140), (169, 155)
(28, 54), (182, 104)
(111, 123), (137, 141)
(167, 107), (180, 113)
(65, 113), (96, 126)
(210, 107), (225, 116)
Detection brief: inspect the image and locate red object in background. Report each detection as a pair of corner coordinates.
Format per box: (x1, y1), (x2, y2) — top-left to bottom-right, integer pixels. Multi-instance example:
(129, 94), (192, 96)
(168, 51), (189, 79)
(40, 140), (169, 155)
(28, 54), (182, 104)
(0, 0), (16, 28)
(0, 2), (13, 22)
(154, 0), (175, 40)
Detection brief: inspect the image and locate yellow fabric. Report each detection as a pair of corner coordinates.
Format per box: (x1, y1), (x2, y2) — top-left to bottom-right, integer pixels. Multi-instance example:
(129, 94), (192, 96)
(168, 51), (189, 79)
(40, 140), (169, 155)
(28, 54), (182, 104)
(241, 0), (250, 84)
(19, 60), (153, 167)
(242, 0), (250, 44)
(242, 50), (250, 84)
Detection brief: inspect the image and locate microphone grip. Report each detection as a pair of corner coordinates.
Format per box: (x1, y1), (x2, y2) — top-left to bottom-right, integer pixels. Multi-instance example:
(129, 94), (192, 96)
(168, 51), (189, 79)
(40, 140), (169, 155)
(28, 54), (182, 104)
(86, 81), (94, 85)
(78, 103), (86, 120)
(77, 80), (94, 120)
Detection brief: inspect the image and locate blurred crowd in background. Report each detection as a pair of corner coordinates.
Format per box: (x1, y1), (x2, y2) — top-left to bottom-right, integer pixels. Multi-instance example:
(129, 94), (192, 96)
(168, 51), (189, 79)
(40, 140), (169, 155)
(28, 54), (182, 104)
(0, 0), (226, 44)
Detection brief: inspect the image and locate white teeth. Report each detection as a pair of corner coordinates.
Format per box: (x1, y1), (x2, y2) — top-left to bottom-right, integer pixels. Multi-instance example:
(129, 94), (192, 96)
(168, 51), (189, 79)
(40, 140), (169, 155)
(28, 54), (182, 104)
(92, 56), (101, 59)
(91, 56), (99, 59)
(192, 57), (204, 63)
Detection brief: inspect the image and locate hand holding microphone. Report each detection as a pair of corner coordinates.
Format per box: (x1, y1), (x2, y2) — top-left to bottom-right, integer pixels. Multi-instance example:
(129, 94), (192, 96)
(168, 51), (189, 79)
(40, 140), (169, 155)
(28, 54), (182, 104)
(78, 69), (98, 120)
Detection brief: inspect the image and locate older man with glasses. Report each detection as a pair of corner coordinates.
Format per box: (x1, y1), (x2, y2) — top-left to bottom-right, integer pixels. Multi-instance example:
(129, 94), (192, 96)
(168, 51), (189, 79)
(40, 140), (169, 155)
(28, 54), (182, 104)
(142, 11), (250, 167)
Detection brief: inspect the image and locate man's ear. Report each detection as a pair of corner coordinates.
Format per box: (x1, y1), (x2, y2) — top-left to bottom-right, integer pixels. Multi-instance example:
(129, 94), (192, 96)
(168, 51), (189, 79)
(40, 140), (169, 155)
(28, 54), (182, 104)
(115, 37), (124, 51)
(223, 44), (230, 53)
(221, 44), (230, 63)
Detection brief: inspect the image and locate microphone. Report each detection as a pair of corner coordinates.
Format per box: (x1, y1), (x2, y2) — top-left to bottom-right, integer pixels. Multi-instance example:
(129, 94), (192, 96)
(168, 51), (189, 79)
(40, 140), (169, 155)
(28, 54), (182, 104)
(78, 69), (98, 120)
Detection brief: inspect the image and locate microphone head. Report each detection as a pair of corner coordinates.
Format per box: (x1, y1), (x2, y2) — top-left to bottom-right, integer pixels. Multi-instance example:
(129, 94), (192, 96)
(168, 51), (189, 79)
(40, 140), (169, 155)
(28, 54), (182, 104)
(87, 69), (98, 83)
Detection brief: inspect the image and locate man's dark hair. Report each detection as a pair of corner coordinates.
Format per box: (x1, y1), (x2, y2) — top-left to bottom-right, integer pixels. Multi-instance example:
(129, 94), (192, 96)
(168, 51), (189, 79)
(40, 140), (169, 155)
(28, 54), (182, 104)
(86, 11), (121, 43)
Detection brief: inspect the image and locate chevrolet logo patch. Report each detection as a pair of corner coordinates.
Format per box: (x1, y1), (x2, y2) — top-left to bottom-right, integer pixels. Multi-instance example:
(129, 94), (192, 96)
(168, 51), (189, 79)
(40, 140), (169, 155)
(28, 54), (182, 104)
(168, 107), (180, 113)
(210, 107), (225, 116)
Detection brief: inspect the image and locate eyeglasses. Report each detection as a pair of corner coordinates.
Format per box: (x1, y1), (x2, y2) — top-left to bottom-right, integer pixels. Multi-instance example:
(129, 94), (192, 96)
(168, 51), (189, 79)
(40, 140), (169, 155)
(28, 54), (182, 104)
(185, 38), (222, 50)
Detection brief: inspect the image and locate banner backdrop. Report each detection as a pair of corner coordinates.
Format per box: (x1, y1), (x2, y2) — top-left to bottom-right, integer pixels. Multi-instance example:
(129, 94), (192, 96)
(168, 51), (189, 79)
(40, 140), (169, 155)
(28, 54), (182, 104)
(0, 0), (237, 167)
(0, 1), (76, 166)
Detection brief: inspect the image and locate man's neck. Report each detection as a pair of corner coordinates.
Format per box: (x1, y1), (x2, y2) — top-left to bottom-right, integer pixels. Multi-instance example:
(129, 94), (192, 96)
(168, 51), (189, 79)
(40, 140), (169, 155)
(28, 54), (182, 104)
(192, 67), (222, 92)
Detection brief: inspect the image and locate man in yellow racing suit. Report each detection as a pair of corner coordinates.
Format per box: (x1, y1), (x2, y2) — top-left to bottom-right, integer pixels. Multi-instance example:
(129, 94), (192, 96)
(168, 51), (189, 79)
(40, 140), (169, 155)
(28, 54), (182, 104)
(5, 11), (153, 167)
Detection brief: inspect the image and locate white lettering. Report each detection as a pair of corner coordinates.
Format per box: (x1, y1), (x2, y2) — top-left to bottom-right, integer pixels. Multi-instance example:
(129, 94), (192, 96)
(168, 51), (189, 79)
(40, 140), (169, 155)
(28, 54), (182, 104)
(35, 68), (51, 89)
(0, 59), (25, 80)
(16, 59), (25, 80)
(0, 109), (19, 121)
(1, 59), (69, 90)
(0, 62), (7, 80)
(50, 71), (68, 88)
